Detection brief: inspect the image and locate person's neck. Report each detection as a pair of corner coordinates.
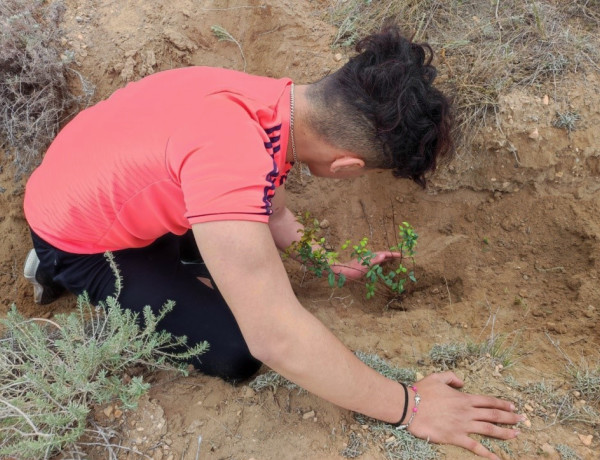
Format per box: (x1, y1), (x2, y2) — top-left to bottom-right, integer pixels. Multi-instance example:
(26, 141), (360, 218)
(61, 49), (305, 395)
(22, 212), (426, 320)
(287, 84), (318, 164)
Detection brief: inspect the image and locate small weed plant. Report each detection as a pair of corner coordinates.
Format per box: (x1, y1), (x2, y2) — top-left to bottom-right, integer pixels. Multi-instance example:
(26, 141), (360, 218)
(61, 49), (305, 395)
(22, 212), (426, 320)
(0, 257), (208, 459)
(288, 214), (418, 300)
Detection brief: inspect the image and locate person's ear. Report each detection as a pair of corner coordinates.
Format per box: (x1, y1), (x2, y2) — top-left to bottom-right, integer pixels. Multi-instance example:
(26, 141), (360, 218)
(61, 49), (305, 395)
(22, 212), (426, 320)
(330, 156), (365, 173)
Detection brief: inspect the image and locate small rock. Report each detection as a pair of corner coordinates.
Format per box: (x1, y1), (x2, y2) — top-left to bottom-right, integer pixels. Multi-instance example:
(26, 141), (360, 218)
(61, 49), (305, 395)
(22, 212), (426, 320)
(573, 391), (581, 398)
(578, 434), (593, 446)
(334, 53), (343, 62)
(319, 219), (330, 229)
(524, 404), (534, 412)
(523, 419), (532, 428)
(103, 405), (113, 417)
(543, 94), (549, 105)
(540, 443), (558, 459)
(385, 436), (395, 443)
(114, 409), (123, 418)
(528, 128), (539, 140)
(415, 372), (424, 381)
(302, 410), (315, 420)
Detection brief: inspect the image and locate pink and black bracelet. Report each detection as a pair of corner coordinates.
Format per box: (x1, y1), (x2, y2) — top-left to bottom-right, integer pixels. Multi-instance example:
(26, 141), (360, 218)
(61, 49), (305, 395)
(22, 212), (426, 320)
(392, 385), (421, 430)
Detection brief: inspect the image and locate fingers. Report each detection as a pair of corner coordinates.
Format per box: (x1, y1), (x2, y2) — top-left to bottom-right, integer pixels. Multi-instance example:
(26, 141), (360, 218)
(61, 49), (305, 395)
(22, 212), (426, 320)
(470, 394), (517, 413)
(373, 251), (402, 261)
(473, 407), (523, 425)
(459, 436), (501, 460)
(470, 421), (520, 440)
(432, 370), (464, 388)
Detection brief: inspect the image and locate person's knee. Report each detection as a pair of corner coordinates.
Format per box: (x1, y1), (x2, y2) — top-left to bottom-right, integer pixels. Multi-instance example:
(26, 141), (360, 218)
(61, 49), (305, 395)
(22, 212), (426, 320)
(223, 352), (262, 383)
(196, 346), (261, 383)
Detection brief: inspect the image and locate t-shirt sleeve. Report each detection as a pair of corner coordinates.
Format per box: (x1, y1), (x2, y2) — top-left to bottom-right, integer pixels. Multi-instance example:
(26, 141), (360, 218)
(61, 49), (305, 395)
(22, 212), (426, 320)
(165, 94), (279, 225)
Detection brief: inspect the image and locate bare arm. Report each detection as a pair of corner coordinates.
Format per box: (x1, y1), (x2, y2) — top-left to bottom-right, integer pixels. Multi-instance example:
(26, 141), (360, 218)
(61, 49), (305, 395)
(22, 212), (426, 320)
(193, 220), (521, 460)
(267, 186), (303, 251)
(193, 220), (405, 422)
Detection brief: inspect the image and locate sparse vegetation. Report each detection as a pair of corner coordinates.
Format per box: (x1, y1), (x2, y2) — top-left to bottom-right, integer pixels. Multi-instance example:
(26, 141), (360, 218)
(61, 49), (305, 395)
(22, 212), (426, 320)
(570, 362), (600, 403)
(505, 378), (598, 425)
(0, 0), (93, 176)
(248, 370), (299, 393)
(553, 110), (581, 132)
(0, 270), (208, 459)
(211, 24), (247, 72)
(429, 334), (518, 370)
(555, 443), (583, 460)
(326, 0), (600, 152)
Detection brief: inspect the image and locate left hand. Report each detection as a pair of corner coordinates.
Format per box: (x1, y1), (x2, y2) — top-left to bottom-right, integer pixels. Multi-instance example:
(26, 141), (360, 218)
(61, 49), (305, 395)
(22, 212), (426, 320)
(331, 251), (401, 280)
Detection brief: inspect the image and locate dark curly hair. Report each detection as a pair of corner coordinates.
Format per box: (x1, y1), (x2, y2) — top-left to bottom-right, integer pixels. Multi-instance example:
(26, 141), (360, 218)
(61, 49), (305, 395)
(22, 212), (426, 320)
(306, 26), (453, 186)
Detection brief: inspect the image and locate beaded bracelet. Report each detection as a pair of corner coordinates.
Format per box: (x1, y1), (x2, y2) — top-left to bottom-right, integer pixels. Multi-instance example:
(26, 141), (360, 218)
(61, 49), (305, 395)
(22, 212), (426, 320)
(395, 385), (421, 430)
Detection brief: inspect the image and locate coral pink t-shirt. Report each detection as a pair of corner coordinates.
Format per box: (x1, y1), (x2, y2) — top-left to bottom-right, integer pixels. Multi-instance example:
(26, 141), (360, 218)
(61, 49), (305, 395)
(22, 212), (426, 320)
(24, 67), (293, 254)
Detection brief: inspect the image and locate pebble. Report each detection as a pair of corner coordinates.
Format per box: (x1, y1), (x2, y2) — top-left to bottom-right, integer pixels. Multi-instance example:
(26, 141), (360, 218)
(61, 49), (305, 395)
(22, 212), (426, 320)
(528, 128), (539, 140)
(334, 53), (343, 62)
(543, 94), (549, 105)
(573, 390), (581, 398)
(415, 372), (424, 381)
(523, 418), (532, 428)
(114, 408), (123, 418)
(540, 443), (558, 459)
(385, 436), (395, 443)
(578, 434), (593, 446)
(319, 219), (330, 229)
(103, 405), (113, 417)
(302, 410), (315, 420)
(243, 386), (256, 398)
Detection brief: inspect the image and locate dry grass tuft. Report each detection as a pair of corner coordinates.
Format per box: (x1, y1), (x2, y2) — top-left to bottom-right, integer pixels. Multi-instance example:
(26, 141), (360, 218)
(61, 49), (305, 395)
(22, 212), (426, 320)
(0, 0), (93, 177)
(326, 0), (600, 154)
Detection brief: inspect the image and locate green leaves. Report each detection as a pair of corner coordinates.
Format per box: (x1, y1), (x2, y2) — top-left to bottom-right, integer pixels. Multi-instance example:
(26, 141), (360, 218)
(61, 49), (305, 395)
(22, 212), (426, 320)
(0, 288), (208, 458)
(289, 215), (419, 300)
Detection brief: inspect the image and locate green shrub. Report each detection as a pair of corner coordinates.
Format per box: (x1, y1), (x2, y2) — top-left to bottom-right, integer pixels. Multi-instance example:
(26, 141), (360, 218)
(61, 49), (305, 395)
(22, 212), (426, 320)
(0, 284), (207, 458)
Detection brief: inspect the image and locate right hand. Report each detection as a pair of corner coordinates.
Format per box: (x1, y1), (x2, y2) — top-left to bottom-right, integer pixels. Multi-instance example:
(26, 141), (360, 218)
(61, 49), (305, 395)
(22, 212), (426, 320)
(406, 371), (523, 460)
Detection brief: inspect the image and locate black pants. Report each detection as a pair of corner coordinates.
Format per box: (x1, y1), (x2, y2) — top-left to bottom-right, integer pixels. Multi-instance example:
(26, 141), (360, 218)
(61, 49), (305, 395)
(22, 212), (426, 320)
(31, 230), (261, 382)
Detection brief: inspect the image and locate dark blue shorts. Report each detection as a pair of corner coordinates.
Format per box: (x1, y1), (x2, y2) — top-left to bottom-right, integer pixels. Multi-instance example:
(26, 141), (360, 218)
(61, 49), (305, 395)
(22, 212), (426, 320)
(31, 230), (261, 381)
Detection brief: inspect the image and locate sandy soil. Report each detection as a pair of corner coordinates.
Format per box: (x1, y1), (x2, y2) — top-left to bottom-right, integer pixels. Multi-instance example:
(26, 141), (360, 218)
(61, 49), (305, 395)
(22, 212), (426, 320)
(1, 1), (599, 459)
